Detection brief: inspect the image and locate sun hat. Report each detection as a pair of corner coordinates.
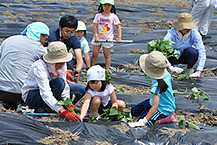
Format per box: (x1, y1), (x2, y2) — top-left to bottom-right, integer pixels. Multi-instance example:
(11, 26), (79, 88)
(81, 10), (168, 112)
(43, 41), (72, 64)
(139, 51), (168, 79)
(87, 65), (106, 83)
(21, 22), (49, 41)
(76, 21), (87, 31)
(173, 13), (196, 30)
(100, 0), (114, 5)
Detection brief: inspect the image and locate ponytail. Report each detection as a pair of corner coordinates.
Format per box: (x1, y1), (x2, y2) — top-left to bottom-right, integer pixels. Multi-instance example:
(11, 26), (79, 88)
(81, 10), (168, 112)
(157, 79), (168, 94)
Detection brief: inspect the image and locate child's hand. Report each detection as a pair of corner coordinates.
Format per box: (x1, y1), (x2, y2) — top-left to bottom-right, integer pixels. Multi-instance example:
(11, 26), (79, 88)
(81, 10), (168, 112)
(95, 36), (99, 42)
(116, 38), (121, 43)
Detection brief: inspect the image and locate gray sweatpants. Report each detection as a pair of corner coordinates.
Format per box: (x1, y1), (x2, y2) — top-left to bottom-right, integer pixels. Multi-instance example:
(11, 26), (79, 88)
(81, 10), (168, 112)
(191, 0), (214, 35)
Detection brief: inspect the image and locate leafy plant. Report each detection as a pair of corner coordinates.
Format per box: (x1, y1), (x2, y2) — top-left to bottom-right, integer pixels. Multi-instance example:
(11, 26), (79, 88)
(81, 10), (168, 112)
(147, 38), (180, 59)
(190, 87), (210, 102)
(178, 73), (189, 80)
(177, 115), (200, 130)
(56, 94), (76, 114)
(114, 87), (125, 94)
(91, 107), (132, 123)
(91, 116), (100, 123)
(105, 70), (111, 80)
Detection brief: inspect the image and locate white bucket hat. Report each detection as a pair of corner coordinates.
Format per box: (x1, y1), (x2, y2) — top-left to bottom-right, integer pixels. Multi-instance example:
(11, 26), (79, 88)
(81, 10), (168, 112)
(76, 21), (87, 31)
(87, 65), (106, 83)
(100, 0), (114, 5)
(139, 51), (168, 79)
(43, 41), (72, 63)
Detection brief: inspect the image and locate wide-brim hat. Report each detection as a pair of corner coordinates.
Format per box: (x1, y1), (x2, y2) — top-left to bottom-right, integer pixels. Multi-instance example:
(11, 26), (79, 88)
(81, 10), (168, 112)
(173, 13), (196, 30)
(139, 51), (168, 79)
(43, 41), (72, 63)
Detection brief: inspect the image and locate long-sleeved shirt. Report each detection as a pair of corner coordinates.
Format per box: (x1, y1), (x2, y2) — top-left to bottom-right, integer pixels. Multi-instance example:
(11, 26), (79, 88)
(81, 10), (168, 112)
(164, 27), (206, 71)
(22, 59), (70, 113)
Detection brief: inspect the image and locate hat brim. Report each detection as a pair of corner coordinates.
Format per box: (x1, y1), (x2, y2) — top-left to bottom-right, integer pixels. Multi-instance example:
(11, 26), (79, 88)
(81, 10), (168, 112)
(101, 2), (114, 5)
(139, 54), (168, 79)
(43, 53), (72, 64)
(173, 20), (196, 30)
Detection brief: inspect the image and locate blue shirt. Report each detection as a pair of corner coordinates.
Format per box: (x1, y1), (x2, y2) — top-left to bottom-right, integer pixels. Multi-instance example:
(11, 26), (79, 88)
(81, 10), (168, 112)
(164, 27), (206, 71)
(149, 73), (175, 116)
(47, 27), (81, 51)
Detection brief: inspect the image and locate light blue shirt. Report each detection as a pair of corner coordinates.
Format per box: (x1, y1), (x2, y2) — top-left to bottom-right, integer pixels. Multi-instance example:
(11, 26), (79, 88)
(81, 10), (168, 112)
(164, 27), (206, 71)
(149, 73), (175, 116)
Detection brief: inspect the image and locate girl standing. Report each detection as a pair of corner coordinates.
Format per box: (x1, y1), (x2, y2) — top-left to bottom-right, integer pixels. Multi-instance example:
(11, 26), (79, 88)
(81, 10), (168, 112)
(79, 65), (125, 121)
(91, 0), (122, 73)
(129, 51), (178, 127)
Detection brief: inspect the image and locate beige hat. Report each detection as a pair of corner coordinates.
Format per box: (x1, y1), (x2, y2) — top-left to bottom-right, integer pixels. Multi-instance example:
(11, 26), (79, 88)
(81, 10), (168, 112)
(139, 51), (168, 79)
(87, 65), (106, 83)
(43, 41), (72, 63)
(173, 13), (196, 30)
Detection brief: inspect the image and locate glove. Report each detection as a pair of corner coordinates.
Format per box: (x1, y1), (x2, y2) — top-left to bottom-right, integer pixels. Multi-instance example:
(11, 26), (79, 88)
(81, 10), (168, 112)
(73, 71), (80, 82)
(67, 103), (76, 111)
(189, 72), (200, 78)
(128, 117), (147, 128)
(60, 109), (80, 122)
(169, 66), (184, 74)
(66, 71), (73, 81)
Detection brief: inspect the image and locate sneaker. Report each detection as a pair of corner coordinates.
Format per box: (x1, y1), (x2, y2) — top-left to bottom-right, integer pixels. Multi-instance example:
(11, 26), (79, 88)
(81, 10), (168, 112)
(16, 104), (34, 113)
(158, 112), (179, 124)
(89, 112), (101, 119)
(186, 68), (194, 75)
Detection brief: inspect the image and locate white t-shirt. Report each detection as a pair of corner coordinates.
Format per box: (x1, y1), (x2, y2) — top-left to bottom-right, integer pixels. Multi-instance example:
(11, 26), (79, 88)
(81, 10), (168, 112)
(87, 83), (114, 106)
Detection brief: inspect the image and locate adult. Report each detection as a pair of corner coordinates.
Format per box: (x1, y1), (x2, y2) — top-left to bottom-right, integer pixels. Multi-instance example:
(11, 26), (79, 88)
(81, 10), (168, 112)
(191, 0), (214, 39)
(46, 15), (83, 81)
(0, 22), (49, 109)
(22, 42), (80, 122)
(165, 13), (206, 78)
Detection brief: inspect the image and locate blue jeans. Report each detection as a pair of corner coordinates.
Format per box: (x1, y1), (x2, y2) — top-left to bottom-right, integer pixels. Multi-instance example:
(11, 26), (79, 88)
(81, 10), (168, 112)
(26, 78), (85, 112)
(168, 47), (199, 69)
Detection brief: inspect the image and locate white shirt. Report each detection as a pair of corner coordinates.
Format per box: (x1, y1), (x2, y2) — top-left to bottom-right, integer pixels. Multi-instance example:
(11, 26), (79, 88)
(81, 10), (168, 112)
(22, 59), (70, 113)
(87, 84), (114, 107)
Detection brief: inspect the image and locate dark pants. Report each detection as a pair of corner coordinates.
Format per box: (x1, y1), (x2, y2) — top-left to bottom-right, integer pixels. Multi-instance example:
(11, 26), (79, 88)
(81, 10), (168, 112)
(168, 47), (199, 69)
(0, 90), (23, 109)
(131, 99), (166, 126)
(26, 78), (85, 113)
(67, 58), (87, 70)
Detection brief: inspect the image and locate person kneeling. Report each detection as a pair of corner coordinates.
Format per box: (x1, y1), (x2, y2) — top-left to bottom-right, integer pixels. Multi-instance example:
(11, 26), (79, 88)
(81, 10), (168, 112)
(22, 42), (80, 122)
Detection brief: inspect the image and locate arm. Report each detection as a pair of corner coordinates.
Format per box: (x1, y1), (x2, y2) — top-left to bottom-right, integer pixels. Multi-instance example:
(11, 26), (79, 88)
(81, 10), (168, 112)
(109, 90), (118, 109)
(93, 23), (99, 42)
(115, 24), (122, 43)
(84, 52), (91, 68)
(74, 49), (83, 72)
(145, 93), (160, 121)
(80, 92), (92, 121)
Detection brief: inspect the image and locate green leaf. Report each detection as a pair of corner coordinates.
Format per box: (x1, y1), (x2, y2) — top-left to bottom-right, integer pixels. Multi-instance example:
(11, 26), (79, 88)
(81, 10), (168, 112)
(105, 71), (111, 80)
(109, 107), (119, 116)
(192, 87), (199, 93)
(64, 98), (72, 106)
(56, 100), (64, 106)
(91, 116), (99, 122)
(190, 93), (198, 100)
(186, 121), (200, 130)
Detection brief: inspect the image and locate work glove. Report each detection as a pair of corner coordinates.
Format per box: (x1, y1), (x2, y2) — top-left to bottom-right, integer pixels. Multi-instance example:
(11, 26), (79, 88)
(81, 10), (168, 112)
(73, 71), (80, 82)
(128, 117), (147, 128)
(169, 66), (184, 74)
(60, 109), (80, 122)
(189, 72), (200, 78)
(67, 103), (76, 111)
(66, 70), (73, 81)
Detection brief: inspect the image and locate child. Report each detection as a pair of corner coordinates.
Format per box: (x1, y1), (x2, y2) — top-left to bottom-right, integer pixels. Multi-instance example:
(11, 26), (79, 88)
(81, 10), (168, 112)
(91, 0), (122, 73)
(129, 51), (178, 127)
(68, 21), (91, 70)
(22, 42), (80, 122)
(79, 65), (125, 121)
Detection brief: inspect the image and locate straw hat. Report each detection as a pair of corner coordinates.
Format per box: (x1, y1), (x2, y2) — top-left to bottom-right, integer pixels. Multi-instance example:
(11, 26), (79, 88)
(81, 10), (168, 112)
(43, 41), (72, 63)
(139, 51), (168, 79)
(87, 65), (106, 83)
(173, 13), (196, 30)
